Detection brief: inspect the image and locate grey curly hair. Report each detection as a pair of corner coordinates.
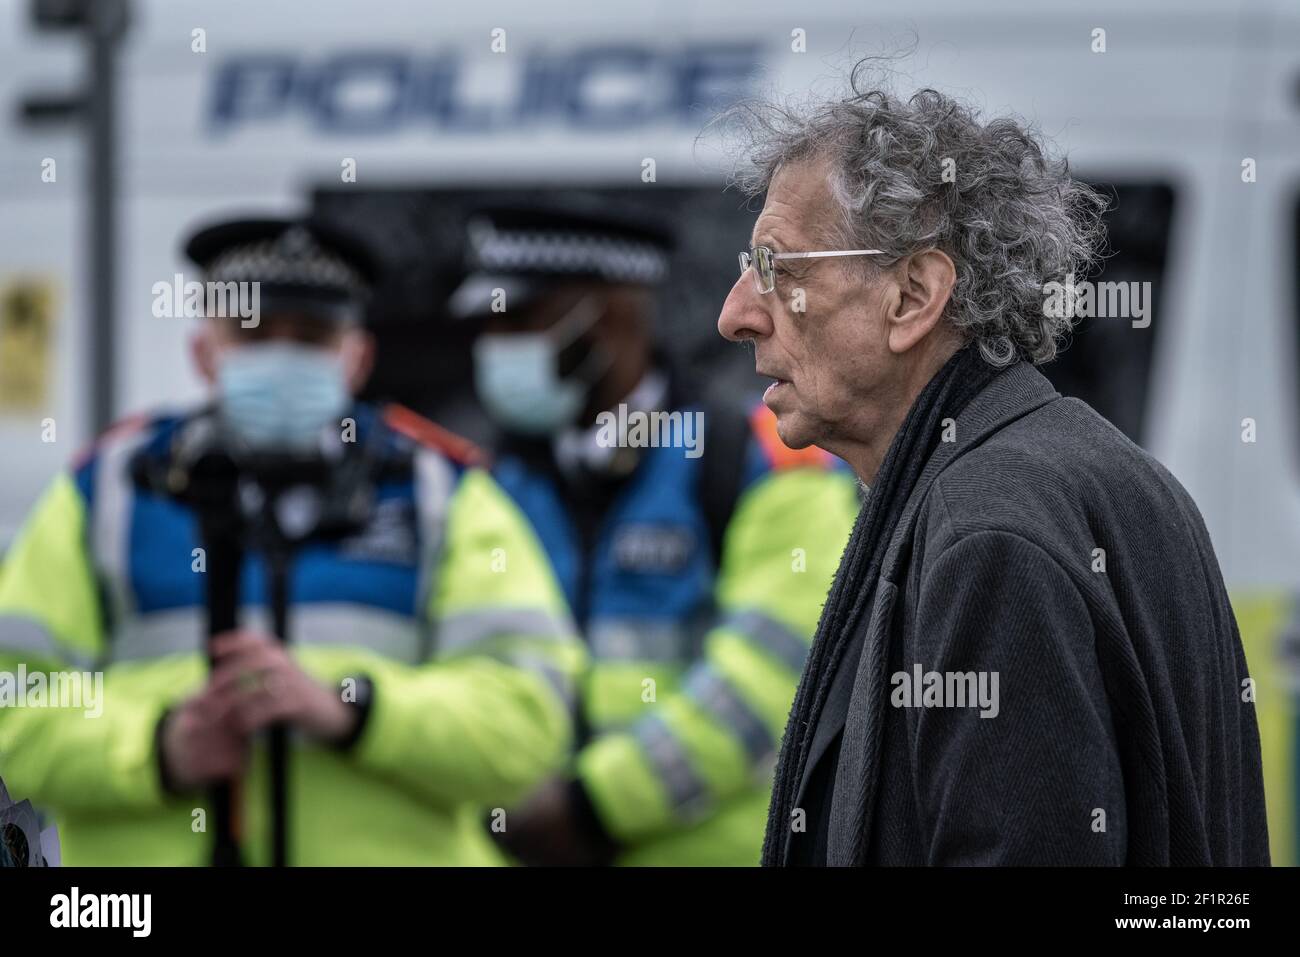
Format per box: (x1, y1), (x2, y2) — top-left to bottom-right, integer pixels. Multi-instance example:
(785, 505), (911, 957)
(721, 67), (1109, 366)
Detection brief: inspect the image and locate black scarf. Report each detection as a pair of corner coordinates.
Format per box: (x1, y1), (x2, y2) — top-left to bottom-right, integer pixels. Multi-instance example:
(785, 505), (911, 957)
(762, 344), (1006, 866)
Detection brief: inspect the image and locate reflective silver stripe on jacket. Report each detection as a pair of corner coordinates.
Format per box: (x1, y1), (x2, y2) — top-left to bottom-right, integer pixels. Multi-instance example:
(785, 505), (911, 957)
(719, 609), (811, 674)
(435, 607), (574, 657)
(106, 603), (425, 665)
(681, 664), (775, 765)
(412, 447), (455, 628)
(90, 425), (154, 630)
(588, 617), (691, 663)
(632, 714), (712, 821)
(494, 650), (576, 715)
(0, 616), (97, 671)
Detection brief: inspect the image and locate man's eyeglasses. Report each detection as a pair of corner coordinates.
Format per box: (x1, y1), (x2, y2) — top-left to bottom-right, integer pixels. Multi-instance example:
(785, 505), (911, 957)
(738, 245), (888, 295)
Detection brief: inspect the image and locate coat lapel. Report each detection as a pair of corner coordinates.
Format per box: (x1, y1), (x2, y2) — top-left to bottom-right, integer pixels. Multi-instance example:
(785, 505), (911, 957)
(803, 363), (1061, 861)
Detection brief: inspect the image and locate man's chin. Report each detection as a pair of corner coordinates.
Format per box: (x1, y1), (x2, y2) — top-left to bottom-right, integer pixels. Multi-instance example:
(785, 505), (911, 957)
(773, 413), (814, 451)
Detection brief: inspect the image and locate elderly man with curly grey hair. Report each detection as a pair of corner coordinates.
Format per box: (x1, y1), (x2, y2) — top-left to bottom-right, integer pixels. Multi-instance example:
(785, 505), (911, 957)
(717, 75), (1269, 867)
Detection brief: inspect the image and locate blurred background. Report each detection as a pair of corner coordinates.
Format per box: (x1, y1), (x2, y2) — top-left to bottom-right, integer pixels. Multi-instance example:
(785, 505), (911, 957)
(1, 0), (1298, 863)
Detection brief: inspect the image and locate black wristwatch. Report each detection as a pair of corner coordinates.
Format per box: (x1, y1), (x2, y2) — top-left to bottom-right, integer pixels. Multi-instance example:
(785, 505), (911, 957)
(332, 675), (374, 751)
(154, 707), (185, 796)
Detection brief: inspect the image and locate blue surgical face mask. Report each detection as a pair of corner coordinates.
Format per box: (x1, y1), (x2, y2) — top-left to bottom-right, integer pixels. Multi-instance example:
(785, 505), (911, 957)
(472, 294), (610, 436)
(216, 342), (348, 453)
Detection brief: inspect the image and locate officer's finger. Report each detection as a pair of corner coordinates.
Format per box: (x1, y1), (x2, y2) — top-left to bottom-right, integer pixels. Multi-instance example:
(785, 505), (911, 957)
(206, 662), (274, 709)
(211, 629), (278, 660)
(219, 642), (295, 680)
(209, 644), (282, 689)
(205, 676), (249, 718)
(194, 679), (249, 731)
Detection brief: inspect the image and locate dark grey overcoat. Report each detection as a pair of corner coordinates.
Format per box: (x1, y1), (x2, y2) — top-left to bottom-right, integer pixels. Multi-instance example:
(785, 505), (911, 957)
(788, 362), (1270, 866)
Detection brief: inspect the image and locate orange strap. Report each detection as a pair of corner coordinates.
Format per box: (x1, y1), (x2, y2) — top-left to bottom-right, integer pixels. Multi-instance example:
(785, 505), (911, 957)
(383, 403), (485, 467)
(70, 412), (152, 471)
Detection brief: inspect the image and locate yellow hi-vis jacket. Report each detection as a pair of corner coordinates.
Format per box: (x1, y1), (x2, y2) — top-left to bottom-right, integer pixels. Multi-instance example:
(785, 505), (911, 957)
(496, 401), (859, 864)
(0, 402), (585, 865)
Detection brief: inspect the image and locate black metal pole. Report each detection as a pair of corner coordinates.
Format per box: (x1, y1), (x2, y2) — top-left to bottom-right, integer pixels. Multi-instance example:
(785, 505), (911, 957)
(202, 518), (245, 868)
(266, 544), (292, 867)
(184, 446), (247, 867)
(84, 0), (126, 435)
(132, 433), (246, 865)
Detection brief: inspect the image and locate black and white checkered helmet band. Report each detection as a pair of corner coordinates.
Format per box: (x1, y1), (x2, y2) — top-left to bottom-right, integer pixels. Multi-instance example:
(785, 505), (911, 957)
(469, 221), (669, 285)
(203, 229), (368, 297)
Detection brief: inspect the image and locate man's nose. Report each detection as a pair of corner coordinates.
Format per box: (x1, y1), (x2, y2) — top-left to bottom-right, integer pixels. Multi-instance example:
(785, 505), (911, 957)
(717, 274), (773, 343)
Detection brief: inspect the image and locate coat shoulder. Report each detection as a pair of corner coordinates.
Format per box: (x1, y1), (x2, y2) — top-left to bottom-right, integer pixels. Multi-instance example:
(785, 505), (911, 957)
(919, 395), (1212, 572)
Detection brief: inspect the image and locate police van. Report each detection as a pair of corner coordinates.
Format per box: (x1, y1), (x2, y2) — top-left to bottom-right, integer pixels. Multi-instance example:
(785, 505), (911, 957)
(1, 0), (1298, 863)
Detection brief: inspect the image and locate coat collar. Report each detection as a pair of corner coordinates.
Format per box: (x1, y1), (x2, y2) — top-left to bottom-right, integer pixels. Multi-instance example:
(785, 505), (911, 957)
(879, 361), (1060, 582)
(790, 361), (1060, 838)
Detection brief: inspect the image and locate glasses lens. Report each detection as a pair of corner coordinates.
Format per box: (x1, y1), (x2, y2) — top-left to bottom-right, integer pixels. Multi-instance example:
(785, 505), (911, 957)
(754, 246), (774, 294)
(738, 251), (751, 277)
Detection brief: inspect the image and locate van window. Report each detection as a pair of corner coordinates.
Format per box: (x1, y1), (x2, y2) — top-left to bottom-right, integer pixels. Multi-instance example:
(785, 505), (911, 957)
(1038, 182), (1175, 445)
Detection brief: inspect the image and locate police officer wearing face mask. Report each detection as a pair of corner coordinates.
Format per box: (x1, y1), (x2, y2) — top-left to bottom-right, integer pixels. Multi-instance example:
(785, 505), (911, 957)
(0, 215), (584, 865)
(454, 204), (860, 866)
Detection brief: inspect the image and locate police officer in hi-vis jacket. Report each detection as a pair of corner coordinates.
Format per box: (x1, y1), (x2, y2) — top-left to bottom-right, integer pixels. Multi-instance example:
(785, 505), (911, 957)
(452, 203), (858, 865)
(0, 215), (584, 865)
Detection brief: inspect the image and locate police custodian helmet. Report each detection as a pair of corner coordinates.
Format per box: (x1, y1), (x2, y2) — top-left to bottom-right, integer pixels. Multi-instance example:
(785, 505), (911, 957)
(183, 215), (380, 325)
(447, 200), (675, 321)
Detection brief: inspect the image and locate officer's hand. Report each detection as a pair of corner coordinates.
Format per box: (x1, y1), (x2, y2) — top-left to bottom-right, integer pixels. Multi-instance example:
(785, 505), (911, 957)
(160, 684), (249, 793)
(493, 778), (617, 867)
(209, 630), (358, 744)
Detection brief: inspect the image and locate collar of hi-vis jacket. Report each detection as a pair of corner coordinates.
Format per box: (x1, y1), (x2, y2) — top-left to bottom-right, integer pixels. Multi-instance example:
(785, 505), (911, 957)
(100, 401), (445, 658)
(791, 360), (1061, 823)
(553, 369), (669, 478)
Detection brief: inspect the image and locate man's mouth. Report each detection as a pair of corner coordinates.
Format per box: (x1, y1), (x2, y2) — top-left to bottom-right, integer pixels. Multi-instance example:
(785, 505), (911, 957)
(761, 375), (791, 404)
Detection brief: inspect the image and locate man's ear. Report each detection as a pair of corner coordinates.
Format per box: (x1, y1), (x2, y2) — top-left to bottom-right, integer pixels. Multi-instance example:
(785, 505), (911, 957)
(886, 248), (956, 354)
(191, 327), (219, 386)
(341, 329), (376, 394)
